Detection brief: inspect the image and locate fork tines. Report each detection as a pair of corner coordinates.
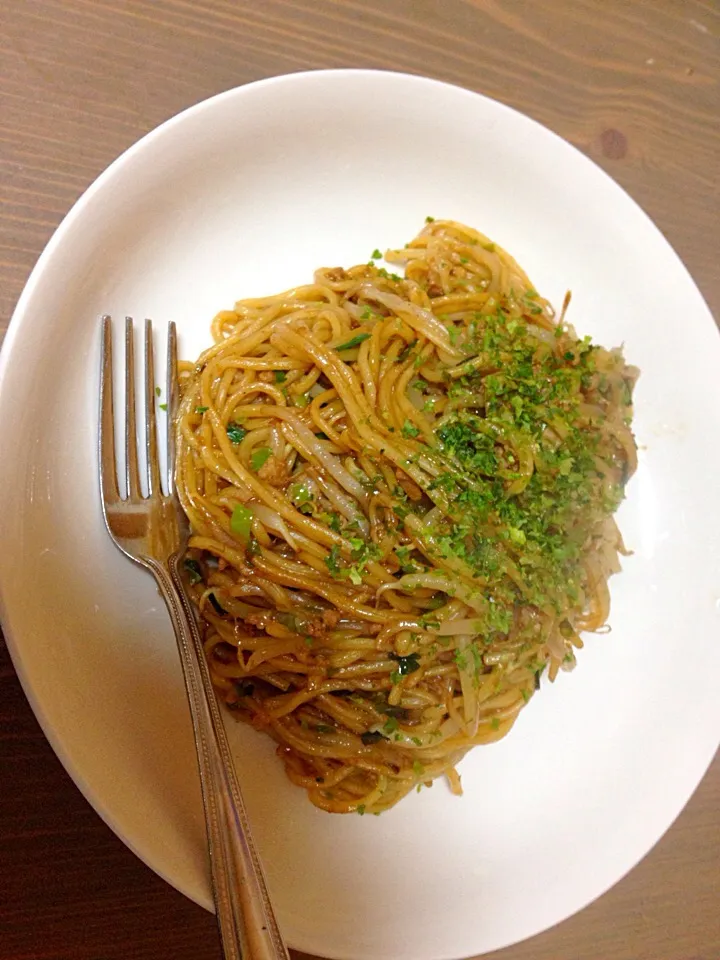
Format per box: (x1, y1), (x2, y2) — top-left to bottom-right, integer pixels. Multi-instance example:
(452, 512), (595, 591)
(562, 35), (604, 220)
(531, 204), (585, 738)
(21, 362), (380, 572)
(99, 315), (178, 505)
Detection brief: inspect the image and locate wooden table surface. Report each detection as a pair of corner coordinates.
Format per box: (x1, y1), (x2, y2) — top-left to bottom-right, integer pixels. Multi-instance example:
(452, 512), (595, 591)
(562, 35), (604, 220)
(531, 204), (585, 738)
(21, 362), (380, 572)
(1, 2), (718, 958)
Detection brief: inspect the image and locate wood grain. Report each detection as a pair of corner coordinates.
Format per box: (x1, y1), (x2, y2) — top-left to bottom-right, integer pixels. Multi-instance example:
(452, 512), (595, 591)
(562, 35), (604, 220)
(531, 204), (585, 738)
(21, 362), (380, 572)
(0, 2), (718, 959)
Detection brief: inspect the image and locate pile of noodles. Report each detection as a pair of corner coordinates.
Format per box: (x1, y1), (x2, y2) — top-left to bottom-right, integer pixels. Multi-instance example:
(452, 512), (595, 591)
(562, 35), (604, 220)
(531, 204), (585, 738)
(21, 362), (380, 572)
(176, 219), (638, 814)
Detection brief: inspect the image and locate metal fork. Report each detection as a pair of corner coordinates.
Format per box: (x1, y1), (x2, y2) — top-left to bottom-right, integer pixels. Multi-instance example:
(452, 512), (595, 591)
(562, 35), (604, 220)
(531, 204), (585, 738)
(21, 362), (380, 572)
(99, 316), (290, 960)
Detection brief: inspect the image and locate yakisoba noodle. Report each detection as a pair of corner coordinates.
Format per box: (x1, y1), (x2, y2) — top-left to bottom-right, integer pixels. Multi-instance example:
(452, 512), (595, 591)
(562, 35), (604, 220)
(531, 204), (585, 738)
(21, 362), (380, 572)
(176, 219), (638, 815)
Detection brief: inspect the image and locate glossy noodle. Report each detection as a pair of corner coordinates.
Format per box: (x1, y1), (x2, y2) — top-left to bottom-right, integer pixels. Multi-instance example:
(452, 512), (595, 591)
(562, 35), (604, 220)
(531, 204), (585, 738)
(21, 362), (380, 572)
(175, 219), (638, 814)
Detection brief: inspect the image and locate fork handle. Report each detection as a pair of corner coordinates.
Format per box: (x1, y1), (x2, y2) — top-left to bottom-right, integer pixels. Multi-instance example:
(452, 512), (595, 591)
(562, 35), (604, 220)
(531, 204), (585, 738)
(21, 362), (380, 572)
(149, 555), (290, 960)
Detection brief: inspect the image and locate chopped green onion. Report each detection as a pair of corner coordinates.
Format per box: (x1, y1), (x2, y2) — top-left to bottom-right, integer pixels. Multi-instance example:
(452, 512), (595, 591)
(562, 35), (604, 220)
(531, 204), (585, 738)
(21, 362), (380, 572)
(383, 716), (399, 735)
(230, 503), (253, 540)
(335, 332), (371, 352)
(227, 422), (247, 443)
(250, 447), (272, 471)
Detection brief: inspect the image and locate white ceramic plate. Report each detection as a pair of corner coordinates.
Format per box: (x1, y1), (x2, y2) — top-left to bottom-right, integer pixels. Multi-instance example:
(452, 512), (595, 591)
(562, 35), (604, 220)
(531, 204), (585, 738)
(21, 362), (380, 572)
(1, 70), (719, 960)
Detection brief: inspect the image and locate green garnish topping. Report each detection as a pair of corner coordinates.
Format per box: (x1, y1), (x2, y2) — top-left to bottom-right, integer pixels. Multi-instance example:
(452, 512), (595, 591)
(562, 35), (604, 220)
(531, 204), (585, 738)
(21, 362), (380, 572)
(395, 546), (421, 574)
(348, 538), (381, 582)
(371, 248), (382, 260)
(226, 422), (247, 444)
(155, 386), (161, 397)
(317, 511), (341, 532)
(183, 558), (203, 584)
(356, 804), (366, 816)
(230, 503), (253, 540)
(383, 716), (399, 735)
(325, 544), (342, 576)
(289, 483), (313, 514)
(274, 370), (287, 383)
(290, 483), (311, 502)
(425, 215), (435, 223)
(336, 332), (371, 352)
(413, 298), (621, 614)
(325, 537), (381, 583)
(389, 652), (421, 676)
(469, 643), (483, 675)
(412, 759), (425, 777)
(158, 402), (167, 411)
(453, 648), (468, 671)
(250, 447), (272, 471)
(401, 419), (420, 439)
(195, 405), (208, 414)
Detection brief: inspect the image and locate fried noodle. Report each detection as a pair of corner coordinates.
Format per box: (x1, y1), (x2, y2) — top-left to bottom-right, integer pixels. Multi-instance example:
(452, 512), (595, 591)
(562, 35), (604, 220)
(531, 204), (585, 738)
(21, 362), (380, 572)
(176, 219), (638, 814)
